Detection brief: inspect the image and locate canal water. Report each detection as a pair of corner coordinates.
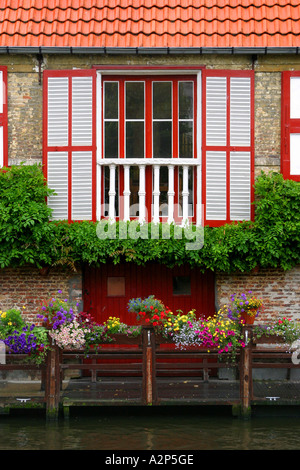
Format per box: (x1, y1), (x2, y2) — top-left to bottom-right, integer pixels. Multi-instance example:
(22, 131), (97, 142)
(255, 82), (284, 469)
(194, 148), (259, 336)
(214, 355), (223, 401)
(0, 407), (300, 451)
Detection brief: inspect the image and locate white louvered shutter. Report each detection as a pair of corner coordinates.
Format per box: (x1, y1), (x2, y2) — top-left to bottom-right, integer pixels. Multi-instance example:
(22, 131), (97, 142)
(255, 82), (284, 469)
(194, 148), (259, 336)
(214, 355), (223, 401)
(44, 70), (96, 221)
(282, 72), (300, 182)
(204, 71), (253, 224)
(0, 67), (7, 168)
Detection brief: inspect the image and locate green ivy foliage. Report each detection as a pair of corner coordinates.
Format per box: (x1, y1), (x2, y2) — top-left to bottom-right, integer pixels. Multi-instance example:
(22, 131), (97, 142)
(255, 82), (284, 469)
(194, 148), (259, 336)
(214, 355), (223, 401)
(0, 164), (55, 268)
(0, 165), (299, 273)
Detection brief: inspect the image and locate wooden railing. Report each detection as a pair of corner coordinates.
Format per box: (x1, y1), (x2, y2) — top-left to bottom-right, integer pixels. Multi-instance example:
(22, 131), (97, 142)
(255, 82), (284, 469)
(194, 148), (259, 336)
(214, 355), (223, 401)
(1, 325), (299, 419)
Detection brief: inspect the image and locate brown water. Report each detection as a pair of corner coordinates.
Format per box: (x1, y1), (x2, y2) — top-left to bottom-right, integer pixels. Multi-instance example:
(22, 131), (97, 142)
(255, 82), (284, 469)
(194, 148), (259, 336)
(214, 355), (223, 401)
(0, 407), (300, 451)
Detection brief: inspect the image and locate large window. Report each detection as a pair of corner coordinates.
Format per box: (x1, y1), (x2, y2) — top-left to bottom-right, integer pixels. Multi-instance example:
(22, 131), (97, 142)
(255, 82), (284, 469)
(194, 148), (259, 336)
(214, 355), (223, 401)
(101, 75), (198, 223)
(43, 67), (254, 226)
(102, 76), (196, 160)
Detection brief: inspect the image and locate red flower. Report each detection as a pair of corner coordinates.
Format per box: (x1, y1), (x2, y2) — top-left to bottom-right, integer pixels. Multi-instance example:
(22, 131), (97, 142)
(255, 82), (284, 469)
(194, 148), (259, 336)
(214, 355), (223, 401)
(150, 306), (154, 310)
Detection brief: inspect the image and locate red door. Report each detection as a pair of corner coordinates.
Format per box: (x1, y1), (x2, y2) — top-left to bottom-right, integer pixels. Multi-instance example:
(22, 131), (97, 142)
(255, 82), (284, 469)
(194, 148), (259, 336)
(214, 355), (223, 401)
(83, 262), (215, 324)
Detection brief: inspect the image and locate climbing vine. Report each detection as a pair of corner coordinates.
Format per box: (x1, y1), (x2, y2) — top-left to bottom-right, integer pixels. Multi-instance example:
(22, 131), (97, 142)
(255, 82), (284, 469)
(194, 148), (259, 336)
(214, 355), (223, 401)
(0, 164), (299, 273)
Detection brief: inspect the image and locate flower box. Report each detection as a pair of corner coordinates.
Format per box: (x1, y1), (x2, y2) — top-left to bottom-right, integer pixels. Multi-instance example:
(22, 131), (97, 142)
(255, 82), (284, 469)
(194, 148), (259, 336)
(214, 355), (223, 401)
(108, 333), (142, 345)
(253, 334), (287, 345)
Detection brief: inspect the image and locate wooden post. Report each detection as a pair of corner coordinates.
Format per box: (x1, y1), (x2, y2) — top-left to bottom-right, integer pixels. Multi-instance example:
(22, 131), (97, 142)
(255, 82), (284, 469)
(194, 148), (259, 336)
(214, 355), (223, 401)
(45, 341), (61, 420)
(239, 326), (252, 418)
(142, 326), (157, 405)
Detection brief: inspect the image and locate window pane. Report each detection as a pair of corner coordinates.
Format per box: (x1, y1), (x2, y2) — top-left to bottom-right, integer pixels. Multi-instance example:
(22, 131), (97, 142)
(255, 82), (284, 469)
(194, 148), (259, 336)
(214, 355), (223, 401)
(179, 82), (193, 119)
(179, 121), (193, 158)
(126, 122), (144, 158)
(153, 121), (172, 158)
(130, 166), (139, 217)
(104, 82), (118, 119)
(173, 276), (191, 295)
(126, 82), (144, 119)
(104, 121), (118, 158)
(153, 82), (172, 119)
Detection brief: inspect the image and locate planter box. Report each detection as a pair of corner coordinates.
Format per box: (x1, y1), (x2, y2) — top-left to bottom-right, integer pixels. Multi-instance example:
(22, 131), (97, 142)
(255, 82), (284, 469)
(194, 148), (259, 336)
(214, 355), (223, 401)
(108, 333), (142, 345)
(253, 335), (286, 345)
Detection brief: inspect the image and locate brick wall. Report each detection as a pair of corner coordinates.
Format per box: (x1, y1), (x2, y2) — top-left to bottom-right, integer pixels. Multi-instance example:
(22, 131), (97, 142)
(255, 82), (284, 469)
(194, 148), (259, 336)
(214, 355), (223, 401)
(0, 267), (82, 324)
(216, 265), (300, 322)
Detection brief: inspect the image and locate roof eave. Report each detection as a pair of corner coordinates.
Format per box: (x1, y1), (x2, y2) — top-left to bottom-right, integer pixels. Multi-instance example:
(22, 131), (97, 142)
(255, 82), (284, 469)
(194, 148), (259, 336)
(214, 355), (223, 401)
(0, 46), (299, 55)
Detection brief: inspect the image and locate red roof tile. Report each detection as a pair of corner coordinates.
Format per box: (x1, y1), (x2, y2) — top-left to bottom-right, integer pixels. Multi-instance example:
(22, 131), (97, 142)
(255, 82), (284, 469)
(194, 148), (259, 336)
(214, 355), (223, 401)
(0, 0), (299, 49)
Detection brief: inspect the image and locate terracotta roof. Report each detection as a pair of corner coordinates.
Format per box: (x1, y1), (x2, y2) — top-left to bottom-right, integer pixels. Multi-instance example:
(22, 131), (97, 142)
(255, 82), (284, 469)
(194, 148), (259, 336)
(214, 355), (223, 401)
(0, 0), (299, 49)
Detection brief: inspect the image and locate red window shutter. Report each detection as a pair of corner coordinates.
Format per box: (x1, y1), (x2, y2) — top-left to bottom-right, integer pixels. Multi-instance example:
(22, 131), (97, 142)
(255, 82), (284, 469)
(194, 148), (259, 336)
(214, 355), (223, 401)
(282, 71), (300, 182)
(202, 69), (255, 226)
(43, 69), (97, 221)
(0, 66), (8, 168)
